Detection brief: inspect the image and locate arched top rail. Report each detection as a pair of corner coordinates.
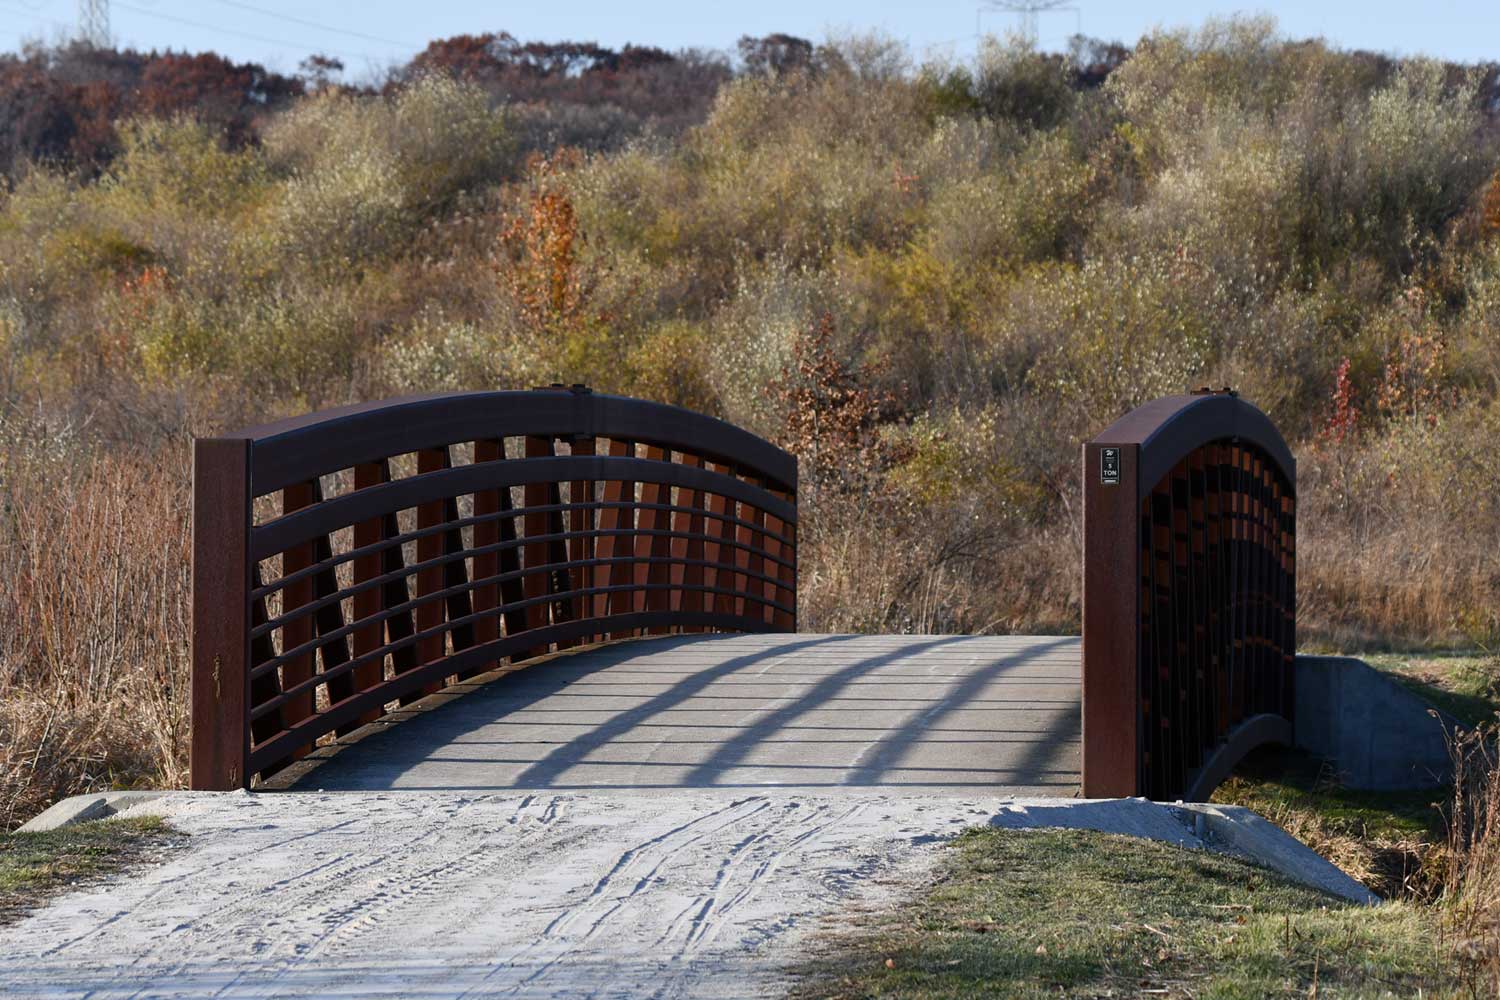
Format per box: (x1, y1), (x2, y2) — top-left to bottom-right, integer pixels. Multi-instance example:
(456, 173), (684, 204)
(190, 385), (799, 791)
(233, 387), (797, 498)
(1090, 392), (1295, 502)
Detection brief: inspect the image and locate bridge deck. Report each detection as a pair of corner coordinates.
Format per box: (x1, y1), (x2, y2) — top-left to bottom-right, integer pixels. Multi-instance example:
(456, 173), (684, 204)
(286, 634), (1082, 794)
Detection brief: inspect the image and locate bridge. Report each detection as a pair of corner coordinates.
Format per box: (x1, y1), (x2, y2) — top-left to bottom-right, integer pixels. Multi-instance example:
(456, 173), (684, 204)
(190, 386), (1295, 802)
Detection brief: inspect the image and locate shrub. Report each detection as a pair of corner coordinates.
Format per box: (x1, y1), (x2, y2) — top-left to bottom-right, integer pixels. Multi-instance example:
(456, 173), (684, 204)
(260, 75), (513, 266)
(971, 34), (1076, 129)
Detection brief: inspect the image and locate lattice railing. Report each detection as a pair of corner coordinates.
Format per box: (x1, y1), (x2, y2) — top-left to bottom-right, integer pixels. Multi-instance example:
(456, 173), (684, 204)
(190, 386), (797, 790)
(1082, 391), (1296, 801)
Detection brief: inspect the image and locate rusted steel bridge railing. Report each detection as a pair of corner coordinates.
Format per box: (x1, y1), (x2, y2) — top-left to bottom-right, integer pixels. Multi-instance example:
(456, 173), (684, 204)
(1082, 390), (1296, 801)
(190, 386), (797, 790)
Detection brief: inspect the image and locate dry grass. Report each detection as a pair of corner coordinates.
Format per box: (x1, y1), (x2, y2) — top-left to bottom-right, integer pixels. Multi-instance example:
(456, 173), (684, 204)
(1212, 748), (1447, 901)
(0, 430), (190, 830)
(1214, 729), (1500, 994)
(1440, 720), (1500, 993)
(798, 495), (1079, 636)
(0, 24), (1498, 831)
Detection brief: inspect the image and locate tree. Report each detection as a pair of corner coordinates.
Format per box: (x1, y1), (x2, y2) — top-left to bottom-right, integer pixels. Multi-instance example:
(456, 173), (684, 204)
(736, 34), (815, 78)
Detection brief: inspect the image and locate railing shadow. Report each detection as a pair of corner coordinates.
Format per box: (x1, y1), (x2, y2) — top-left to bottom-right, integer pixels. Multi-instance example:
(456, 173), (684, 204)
(288, 633), (1083, 793)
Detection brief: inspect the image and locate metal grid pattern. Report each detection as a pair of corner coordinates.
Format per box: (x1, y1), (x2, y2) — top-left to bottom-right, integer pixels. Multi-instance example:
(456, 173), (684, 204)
(191, 386), (797, 790)
(1082, 391), (1296, 801)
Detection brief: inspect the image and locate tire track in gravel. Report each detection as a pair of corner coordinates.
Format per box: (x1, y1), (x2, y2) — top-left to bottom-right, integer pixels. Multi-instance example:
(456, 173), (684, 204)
(0, 791), (979, 1000)
(115, 807), (479, 999)
(217, 795), (573, 999)
(108, 797), (500, 997)
(463, 796), (774, 998)
(26, 817), (369, 963)
(665, 800), (834, 955)
(679, 800), (869, 956)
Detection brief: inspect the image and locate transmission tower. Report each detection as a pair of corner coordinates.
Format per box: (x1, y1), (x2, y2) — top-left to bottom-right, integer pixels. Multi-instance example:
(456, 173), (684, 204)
(980, 0), (1076, 47)
(78, 0), (111, 47)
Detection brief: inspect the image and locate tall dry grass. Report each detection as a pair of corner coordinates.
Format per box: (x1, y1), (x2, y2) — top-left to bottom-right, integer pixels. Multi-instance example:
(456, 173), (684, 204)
(0, 425), (190, 829)
(1442, 719), (1500, 993)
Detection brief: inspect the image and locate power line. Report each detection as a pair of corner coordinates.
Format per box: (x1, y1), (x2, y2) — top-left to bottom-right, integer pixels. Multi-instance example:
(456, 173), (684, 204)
(202, 0), (417, 51)
(111, 0), (373, 60)
(0, 0), (71, 46)
(0, 0), (63, 23)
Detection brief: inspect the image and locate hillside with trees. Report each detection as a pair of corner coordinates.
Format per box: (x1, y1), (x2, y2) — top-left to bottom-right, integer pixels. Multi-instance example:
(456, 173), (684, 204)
(2, 18), (1500, 828)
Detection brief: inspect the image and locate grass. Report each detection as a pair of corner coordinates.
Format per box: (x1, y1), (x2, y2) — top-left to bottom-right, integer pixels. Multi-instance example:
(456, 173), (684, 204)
(1213, 746), (1445, 899)
(0, 815), (185, 926)
(788, 826), (1462, 999)
(1361, 652), (1500, 728)
(1204, 651), (1499, 903)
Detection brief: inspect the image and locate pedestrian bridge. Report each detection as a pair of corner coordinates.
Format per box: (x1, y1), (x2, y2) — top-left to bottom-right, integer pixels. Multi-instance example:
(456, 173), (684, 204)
(279, 634), (1082, 793)
(190, 386), (1294, 802)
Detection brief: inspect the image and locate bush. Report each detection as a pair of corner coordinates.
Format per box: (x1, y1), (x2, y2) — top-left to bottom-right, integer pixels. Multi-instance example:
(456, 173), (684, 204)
(0, 422), (189, 830)
(261, 75), (513, 266)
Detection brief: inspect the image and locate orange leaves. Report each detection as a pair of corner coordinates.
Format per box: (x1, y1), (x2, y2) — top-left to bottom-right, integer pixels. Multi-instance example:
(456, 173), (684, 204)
(1480, 172), (1500, 245)
(1318, 358), (1360, 447)
(1375, 288), (1453, 426)
(501, 188), (583, 326)
(496, 151), (595, 340)
(1377, 329), (1450, 425)
(120, 264), (169, 303)
(97, 264), (170, 370)
(772, 314), (900, 491)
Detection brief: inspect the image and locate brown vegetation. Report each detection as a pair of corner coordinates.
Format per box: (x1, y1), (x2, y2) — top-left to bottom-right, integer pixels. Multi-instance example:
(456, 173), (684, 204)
(1, 19), (1500, 838)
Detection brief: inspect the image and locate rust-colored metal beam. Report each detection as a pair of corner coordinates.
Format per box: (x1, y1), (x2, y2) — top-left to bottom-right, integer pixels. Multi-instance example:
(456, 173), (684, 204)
(1083, 391), (1295, 802)
(190, 437), (252, 791)
(1081, 439), (1141, 798)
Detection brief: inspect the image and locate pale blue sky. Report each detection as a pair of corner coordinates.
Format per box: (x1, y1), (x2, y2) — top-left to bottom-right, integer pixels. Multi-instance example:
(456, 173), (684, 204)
(2, 0), (1497, 75)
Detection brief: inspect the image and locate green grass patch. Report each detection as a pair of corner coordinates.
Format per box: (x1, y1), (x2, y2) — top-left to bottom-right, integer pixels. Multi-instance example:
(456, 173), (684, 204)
(1361, 652), (1500, 727)
(789, 826), (1458, 999)
(1212, 746), (1444, 899)
(0, 816), (184, 925)
(1216, 747), (1442, 842)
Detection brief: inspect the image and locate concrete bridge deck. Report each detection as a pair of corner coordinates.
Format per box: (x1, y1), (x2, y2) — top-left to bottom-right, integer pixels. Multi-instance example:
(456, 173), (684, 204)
(287, 633), (1082, 795)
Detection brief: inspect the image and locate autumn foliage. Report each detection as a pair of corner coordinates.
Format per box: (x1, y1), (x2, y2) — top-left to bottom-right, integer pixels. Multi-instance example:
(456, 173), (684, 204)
(499, 153), (589, 334)
(0, 42), (301, 176)
(4, 19), (1500, 829)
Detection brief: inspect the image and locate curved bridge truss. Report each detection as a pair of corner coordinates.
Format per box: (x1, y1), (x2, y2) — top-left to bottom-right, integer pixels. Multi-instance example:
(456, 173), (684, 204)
(190, 386), (797, 789)
(1082, 391), (1296, 801)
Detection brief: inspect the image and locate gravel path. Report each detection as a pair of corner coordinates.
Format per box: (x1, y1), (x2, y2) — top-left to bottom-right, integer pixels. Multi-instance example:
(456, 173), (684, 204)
(0, 635), (1083, 997)
(0, 790), (1000, 999)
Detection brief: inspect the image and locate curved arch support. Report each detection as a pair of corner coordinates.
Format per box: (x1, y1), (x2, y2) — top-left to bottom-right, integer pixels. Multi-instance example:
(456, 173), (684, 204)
(1082, 391), (1296, 801)
(1181, 713), (1294, 803)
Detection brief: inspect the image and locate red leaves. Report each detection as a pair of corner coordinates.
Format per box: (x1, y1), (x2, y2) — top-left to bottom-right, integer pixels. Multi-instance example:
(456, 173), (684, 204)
(1318, 358), (1360, 447)
(0, 43), (302, 177)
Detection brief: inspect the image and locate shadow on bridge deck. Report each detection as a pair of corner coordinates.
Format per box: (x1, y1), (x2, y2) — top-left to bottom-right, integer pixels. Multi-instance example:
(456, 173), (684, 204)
(282, 634), (1082, 795)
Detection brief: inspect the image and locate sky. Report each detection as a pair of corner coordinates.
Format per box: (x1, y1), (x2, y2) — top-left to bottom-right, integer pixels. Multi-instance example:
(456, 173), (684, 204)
(1, 0), (1497, 77)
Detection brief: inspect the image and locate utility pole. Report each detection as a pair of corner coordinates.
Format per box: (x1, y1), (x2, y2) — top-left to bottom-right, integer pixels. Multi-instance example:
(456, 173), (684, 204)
(979, 0), (1078, 47)
(78, 0), (111, 48)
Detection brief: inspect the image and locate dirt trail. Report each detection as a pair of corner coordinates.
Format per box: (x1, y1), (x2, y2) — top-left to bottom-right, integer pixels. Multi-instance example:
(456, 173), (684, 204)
(0, 790), (997, 999)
